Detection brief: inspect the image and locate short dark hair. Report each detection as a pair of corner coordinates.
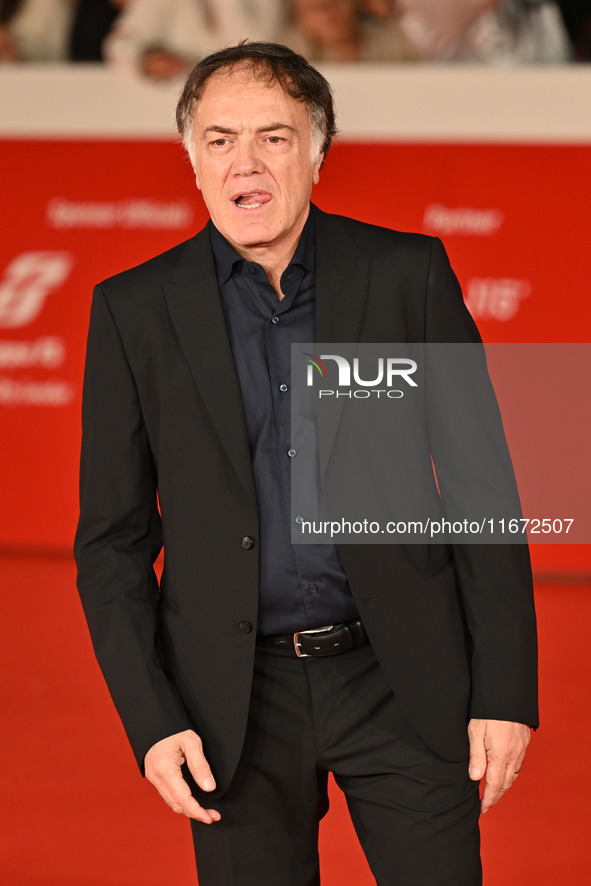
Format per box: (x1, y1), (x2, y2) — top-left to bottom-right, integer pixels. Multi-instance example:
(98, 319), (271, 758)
(176, 42), (337, 167)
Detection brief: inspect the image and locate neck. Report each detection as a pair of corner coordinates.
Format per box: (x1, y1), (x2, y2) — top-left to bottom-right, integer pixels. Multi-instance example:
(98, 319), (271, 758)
(231, 208), (310, 300)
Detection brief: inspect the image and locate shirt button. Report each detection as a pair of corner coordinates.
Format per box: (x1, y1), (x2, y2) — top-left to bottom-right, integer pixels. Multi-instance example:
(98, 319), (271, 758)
(308, 582), (318, 593)
(279, 383), (288, 393)
(248, 267), (256, 275)
(241, 536), (255, 550)
(295, 515), (304, 524)
(287, 449), (296, 458)
(238, 620), (252, 633)
(271, 316), (279, 325)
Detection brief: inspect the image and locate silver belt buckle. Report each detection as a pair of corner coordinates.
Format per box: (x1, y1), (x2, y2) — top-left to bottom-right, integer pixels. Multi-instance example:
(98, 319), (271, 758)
(293, 625), (334, 658)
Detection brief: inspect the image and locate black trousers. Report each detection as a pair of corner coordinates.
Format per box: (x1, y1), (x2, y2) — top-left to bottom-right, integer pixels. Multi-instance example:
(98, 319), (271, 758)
(190, 642), (481, 886)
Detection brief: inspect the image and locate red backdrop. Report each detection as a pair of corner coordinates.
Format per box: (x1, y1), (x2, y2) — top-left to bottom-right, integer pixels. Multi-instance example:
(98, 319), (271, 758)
(0, 138), (589, 571)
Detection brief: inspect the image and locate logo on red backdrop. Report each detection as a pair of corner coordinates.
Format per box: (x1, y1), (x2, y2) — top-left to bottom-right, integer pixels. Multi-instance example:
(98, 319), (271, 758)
(45, 197), (194, 230)
(423, 204), (504, 236)
(0, 252), (75, 407)
(466, 278), (531, 322)
(0, 252), (74, 329)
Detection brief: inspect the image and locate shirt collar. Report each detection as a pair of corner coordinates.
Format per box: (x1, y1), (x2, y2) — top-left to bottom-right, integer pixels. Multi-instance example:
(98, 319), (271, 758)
(210, 208), (316, 285)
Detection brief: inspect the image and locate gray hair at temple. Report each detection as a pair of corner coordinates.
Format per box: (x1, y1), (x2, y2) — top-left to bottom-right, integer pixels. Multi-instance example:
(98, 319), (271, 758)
(176, 42), (337, 169)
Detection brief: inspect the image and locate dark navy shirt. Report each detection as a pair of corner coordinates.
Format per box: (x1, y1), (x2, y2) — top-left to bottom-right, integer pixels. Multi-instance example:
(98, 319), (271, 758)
(210, 211), (359, 636)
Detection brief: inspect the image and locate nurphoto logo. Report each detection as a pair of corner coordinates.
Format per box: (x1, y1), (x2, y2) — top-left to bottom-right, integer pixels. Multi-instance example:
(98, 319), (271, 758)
(302, 352), (418, 399)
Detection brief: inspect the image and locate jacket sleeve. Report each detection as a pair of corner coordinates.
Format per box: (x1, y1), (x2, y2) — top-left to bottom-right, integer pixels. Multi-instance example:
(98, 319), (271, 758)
(74, 284), (194, 772)
(425, 238), (539, 729)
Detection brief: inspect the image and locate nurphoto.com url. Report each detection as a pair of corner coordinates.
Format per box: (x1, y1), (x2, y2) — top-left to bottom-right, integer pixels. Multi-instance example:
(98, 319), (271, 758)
(298, 517), (575, 539)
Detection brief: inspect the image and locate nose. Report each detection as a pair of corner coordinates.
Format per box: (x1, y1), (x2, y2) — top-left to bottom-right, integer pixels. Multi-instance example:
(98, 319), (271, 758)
(232, 138), (264, 176)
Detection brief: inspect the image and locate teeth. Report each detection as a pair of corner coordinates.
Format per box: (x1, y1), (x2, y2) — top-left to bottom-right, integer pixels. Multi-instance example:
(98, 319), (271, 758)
(237, 202), (263, 210)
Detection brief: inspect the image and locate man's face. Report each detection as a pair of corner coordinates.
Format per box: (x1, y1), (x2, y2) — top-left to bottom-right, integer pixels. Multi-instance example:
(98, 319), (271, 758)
(191, 66), (323, 255)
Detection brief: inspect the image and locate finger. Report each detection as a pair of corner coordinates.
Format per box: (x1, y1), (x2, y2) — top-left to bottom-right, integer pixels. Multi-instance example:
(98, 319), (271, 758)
(480, 760), (512, 813)
(499, 749), (526, 787)
(184, 734), (217, 792)
(146, 747), (220, 823)
(157, 765), (220, 823)
(481, 744), (528, 813)
(506, 757), (524, 783)
(468, 726), (487, 781)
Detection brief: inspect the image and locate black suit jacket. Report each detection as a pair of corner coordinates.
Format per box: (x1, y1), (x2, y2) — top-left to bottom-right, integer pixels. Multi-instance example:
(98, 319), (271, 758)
(74, 205), (538, 795)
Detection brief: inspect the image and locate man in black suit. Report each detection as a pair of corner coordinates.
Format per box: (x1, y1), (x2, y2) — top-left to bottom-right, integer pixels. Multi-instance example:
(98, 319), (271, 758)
(75, 42), (538, 886)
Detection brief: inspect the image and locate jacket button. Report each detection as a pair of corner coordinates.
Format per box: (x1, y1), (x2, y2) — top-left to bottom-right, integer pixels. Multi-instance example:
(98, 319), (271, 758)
(239, 621), (252, 633)
(241, 536), (255, 550)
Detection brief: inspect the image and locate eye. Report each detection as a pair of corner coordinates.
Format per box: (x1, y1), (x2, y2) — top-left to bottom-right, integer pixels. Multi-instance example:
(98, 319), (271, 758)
(212, 138), (228, 146)
(267, 136), (284, 144)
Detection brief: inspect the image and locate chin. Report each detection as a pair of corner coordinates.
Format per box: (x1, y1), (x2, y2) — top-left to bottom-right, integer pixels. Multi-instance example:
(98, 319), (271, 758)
(232, 225), (276, 246)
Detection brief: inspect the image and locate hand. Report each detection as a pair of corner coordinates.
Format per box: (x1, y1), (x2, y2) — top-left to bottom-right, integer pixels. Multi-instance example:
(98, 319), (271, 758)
(468, 719), (531, 814)
(144, 729), (221, 823)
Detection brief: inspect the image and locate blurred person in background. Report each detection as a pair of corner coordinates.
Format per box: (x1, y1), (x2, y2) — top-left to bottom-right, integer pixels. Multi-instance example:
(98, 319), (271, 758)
(393, 0), (572, 62)
(69, 0), (127, 61)
(104, 0), (284, 79)
(0, 0), (72, 61)
(280, 0), (420, 62)
(556, 0), (591, 60)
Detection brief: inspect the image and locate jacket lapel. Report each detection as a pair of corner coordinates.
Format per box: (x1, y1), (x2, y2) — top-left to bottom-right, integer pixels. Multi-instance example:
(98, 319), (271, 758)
(163, 225), (257, 507)
(314, 205), (369, 343)
(313, 206), (370, 477)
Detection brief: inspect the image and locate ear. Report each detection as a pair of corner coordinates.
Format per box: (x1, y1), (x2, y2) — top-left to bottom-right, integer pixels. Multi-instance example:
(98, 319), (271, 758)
(191, 153), (201, 190)
(312, 152), (324, 185)
(188, 129), (200, 189)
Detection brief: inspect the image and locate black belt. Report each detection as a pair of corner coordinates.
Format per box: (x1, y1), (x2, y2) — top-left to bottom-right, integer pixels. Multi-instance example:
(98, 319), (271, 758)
(257, 619), (368, 658)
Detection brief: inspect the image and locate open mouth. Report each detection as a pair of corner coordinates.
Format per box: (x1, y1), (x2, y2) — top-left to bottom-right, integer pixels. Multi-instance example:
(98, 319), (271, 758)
(232, 191), (272, 210)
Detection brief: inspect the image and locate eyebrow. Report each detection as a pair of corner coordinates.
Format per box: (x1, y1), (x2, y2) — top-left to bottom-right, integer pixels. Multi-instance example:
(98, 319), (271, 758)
(201, 122), (298, 138)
